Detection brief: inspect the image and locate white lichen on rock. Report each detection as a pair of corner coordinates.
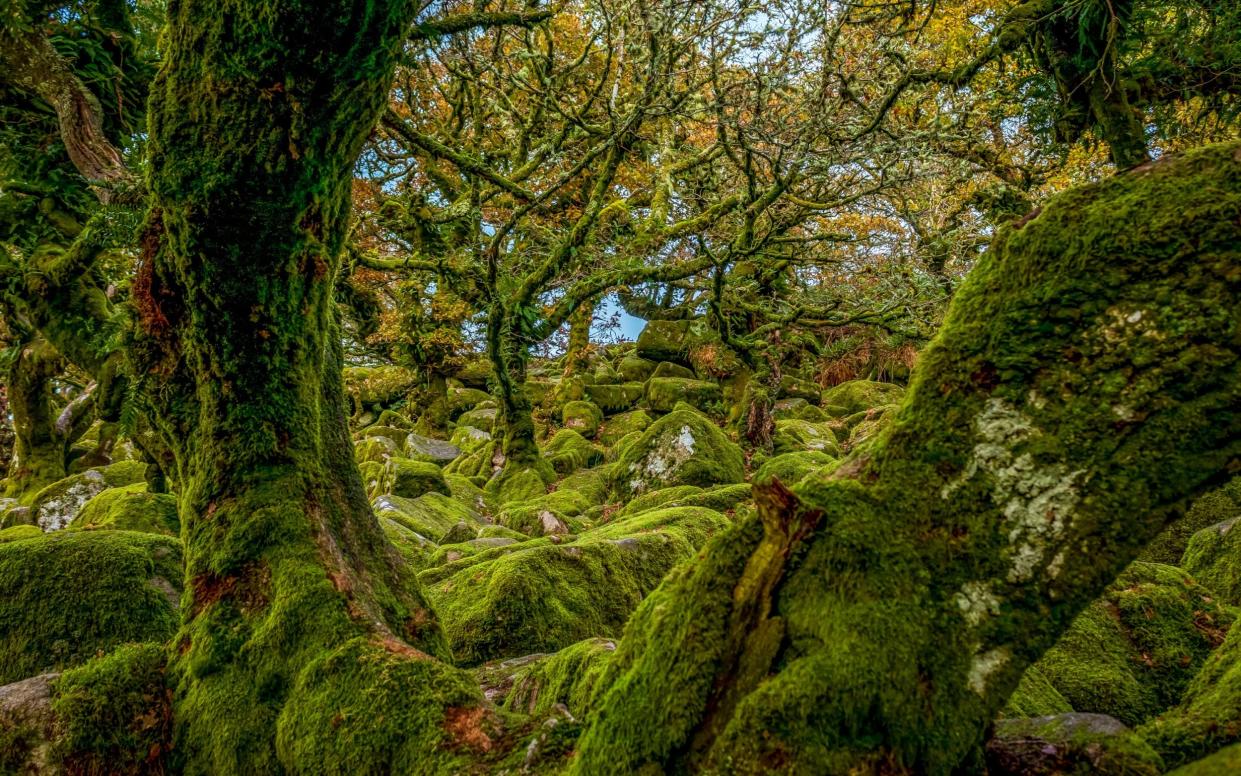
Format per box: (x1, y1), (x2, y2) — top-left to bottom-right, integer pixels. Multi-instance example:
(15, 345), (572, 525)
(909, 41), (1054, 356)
(628, 424), (696, 494)
(968, 646), (1010, 695)
(955, 580), (1001, 626)
(35, 470), (107, 532)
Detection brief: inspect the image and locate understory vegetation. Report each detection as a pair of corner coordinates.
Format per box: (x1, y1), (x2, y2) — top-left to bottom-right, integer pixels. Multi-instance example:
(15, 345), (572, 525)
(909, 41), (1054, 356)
(0, 0), (1238, 773)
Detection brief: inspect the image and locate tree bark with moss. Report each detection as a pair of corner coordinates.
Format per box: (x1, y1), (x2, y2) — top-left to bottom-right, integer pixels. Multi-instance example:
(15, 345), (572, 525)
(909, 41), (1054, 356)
(572, 142), (1241, 774)
(130, 2), (494, 771)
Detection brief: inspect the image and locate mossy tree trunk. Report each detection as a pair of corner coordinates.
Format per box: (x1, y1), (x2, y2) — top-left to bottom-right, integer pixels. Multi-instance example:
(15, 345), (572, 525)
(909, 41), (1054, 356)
(485, 302), (542, 469)
(131, 2), (487, 771)
(573, 143), (1241, 774)
(562, 300), (595, 378)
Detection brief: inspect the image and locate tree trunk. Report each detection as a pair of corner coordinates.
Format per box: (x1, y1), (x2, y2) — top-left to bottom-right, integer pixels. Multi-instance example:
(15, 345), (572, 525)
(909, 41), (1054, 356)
(573, 142), (1241, 774)
(485, 303), (542, 469)
(132, 2), (488, 772)
(562, 300), (595, 378)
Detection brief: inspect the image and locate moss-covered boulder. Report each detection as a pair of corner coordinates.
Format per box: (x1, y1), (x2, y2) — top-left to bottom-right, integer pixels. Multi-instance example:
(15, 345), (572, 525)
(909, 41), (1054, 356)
(778, 374), (820, 402)
(598, 410), (653, 449)
(372, 493), (485, 544)
(0, 531), (182, 684)
(343, 364), (419, 409)
(70, 484), (179, 536)
(645, 377), (722, 413)
(403, 432), (461, 465)
(754, 451), (836, 486)
(359, 424), (407, 446)
(1181, 519), (1240, 606)
(380, 458), (450, 499)
(375, 409), (411, 429)
(0, 525), (41, 543)
(446, 385), (491, 418)
(562, 401), (604, 437)
(501, 637), (616, 716)
(483, 465), (551, 508)
(986, 714), (1163, 776)
(650, 361), (695, 380)
(1033, 562), (1232, 726)
(422, 506), (729, 665)
(617, 355), (656, 383)
(1139, 621), (1241, 769)
(584, 382), (645, 415)
(772, 418), (841, 456)
(543, 429), (603, 475)
(1143, 478), (1241, 564)
(634, 320), (695, 364)
(556, 465), (614, 507)
(1001, 665), (1073, 718)
(353, 435), (399, 465)
(614, 409), (744, 498)
(50, 642), (171, 773)
(28, 463), (147, 532)
(820, 379), (905, 417)
(457, 407), (498, 433)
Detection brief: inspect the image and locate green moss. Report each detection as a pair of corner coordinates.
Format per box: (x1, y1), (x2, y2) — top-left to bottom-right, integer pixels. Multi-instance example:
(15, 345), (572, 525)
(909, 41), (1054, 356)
(987, 714), (1164, 775)
(614, 409), (745, 498)
(381, 458), (450, 499)
(585, 383), (645, 415)
(0, 531), (182, 683)
(457, 407), (499, 433)
(275, 637), (491, 774)
(1034, 562), (1232, 725)
(561, 401), (604, 437)
(645, 377), (723, 413)
(358, 461), (385, 497)
(1139, 621), (1241, 768)
(447, 386), (491, 418)
(404, 433), (462, 466)
(634, 320), (695, 364)
(772, 418), (842, 456)
(359, 425), (408, 446)
(1166, 742), (1241, 775)
(372, 492), (484, 544)
(376, 409), (412, 429)
(618, 486), (704, 517)
(71, 483), (179, 536)
(353, 435), (399, 465)
(424, 507), (730, 665)
(380, 517), (435, 568)
(754, 451), (836, 487)
(343, 365), (420, 408)
(1181, 519), (1241, 606)
(617, 355), (656, 383)
(819, 379), (905, 417)
(503, 637), (617, 716)
(543, 429), (604, 475)
(29, 462), (148, 532)
(651, 361), (695, 380)
(0, 525), (42, 543)
(1000, 665), (1073, 718)
(556, 464), (615, 506)
(51, 643), (171, 773)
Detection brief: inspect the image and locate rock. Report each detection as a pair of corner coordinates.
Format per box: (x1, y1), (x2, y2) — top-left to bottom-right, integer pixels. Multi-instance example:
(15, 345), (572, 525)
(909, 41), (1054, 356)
(343, 365), (419, 408)
(0, 531), (182, 684)
(644, 377), (722, 413)
(30, 471), (109, 532)
(1139, 614), (1241, 769)
(617, 355), (656, 383)
(772, 418), (841, 456)
(650, 361), (695, 380)
(986, 713), (1163, 775)
(446, 385), (491, 418)
(501, 637), (617, 716)
(593, 363), (620, 384)
(755, 451), (836, 486)
(584, 382), (645, 415)
(598, 410), (653, 449)
(354, 435), (399, 465)
(376, 409), (412, 429)
(422, 506), (729, 664)
(0, 672), (57, 773)
(382, 458), (450, 499)
(1033, 562), (1232, 726)
(562, 401), (604, 437)
(1002, 665), (1073, 718)
(555, 465), (614, 506)
(635, 320), (695, 363)
(543, 429), (603, 475)
(483, 466), (550, 507)
(373, 492), (485, 544)
(71, 483), (179, 536)
(404, 433), (461, 465)
(772, 398), (809, 419)
(453, 359), (493, 388)
(820, 379), (905, 417)
(440, 521), (478, 545)
(778, 374), (820, 402)
(524, 379), (556, 404)
(359, 424), (407, 446)
(614, 409), (744, 498)
(478, 525), (529, 542)
(457, 407), (498, 433)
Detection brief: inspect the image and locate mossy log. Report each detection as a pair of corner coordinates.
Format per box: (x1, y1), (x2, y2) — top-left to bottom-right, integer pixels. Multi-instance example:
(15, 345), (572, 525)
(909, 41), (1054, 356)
(573, 143), (1241, 774)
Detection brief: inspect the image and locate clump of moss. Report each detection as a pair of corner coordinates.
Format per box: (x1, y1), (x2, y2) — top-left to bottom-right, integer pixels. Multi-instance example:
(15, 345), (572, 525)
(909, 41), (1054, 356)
(71, 483), (180, 536)
(614, 409), (744, 499)
(986, 713), (1164, 775)
(771, 418), (842, 456)
(483, 465), (550, 508)
(503, 637), (617, 716)
(29, 462), (147, 532)
(1166, 742), (1241, 775)
(754, 451), (836, 487)
(372, 492), (484, 544)
(1000, 665), (1073, 718)
(0, 525), (42, 543)
(353, 436), (398, 465)
(51, 642), (171, 773)
(0, 531), (182, 683)
(343, 364), (420, 408)
(276, 637), (492, 773)
(644, 377), (722, 413)
(1139, 622), (1241, 769)
(598, 410), (653, 450)
(562, 401), (604, 437)
(1034, 562), (1232, 726)
(585, 383), (645, 415)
